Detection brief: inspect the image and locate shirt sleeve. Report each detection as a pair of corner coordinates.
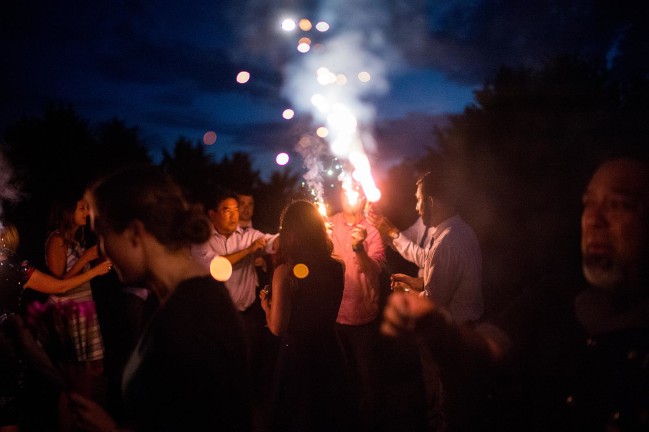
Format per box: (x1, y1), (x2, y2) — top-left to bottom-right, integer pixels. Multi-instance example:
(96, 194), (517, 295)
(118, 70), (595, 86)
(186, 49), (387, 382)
(401, 218), (422, 243)
(191, 241), (215, 270)
(263, 233), (279, 254)
(364, 225), (386, 269)
(393, 233), (428, 269)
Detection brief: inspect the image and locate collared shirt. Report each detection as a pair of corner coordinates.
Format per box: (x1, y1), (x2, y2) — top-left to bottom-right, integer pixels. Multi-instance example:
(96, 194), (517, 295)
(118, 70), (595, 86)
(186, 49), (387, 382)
(330, 213), (386, 325)
(393, 214), (483, 324)
(191, 226), (277, 311)
(401, 217), (429, 277)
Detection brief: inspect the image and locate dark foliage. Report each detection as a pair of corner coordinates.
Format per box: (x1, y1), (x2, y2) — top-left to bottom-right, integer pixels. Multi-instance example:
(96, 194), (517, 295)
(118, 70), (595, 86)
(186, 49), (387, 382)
(0, 109), (301, 266)
(381, 55), (649, 317)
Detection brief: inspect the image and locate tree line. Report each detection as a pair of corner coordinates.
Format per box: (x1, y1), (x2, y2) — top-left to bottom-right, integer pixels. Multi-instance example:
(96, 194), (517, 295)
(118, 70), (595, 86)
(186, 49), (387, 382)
(2, 54), (648, 317)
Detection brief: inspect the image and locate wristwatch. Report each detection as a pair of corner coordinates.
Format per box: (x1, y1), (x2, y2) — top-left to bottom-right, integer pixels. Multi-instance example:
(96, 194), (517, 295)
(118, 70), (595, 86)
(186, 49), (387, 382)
(388, 229), (400, 240)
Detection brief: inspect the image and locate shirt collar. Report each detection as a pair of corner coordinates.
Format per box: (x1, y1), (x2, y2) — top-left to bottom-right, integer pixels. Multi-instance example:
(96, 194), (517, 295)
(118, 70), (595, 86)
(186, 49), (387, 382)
(431, 214), (462, 239)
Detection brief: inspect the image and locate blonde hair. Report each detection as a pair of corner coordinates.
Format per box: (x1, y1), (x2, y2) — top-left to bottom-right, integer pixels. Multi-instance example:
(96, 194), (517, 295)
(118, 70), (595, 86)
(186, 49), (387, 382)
(0, 221), (20, 252)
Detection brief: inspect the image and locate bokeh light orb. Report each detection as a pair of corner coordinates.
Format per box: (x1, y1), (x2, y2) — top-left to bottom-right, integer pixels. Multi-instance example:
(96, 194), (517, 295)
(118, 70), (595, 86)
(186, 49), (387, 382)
(282, 109), (295, 119)
(315, 21), (330, 32)
(276, 152), (290, 166)
(203, 131), (217, 145)
(317, 67), (337, 85)
(311, 94), (329, 112)
(210, 256), (232, 281)
(281, 19), (296, 31)
(293, 263), (309, 279)
(316, 127), (328, 138)
(299, 19), (312, 31)
(297, 43), (310, 53)
(236, 71), (250, 84)
(358, 71), (371, 82)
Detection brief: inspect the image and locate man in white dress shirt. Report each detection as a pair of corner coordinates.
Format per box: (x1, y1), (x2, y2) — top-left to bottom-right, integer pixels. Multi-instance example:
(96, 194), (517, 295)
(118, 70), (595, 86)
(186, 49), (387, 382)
(191, 188), (278, 409)
(192, 189), (277, 311)
(401, 216), (429, 278)
(368, 171), (483, 324)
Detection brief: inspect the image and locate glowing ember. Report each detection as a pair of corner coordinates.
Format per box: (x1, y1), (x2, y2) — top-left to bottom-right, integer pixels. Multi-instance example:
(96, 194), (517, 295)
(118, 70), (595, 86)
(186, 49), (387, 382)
(236, 71), (250, 84)
(315, 21), (329, 32)
(298, 19), (312, 31)
(279, 16), (382, 231)
(281, 19), (296, 31)
(293, 263), (309, 279)
(203, 131), (217, 145)
(210, 256), (232, 281)
(282, 109), (295, 119)
(276, 152), (290, 165)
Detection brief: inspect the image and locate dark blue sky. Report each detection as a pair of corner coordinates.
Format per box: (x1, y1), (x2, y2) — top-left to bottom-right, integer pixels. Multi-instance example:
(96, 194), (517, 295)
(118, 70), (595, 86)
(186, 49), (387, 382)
(2, 0), (645, 180)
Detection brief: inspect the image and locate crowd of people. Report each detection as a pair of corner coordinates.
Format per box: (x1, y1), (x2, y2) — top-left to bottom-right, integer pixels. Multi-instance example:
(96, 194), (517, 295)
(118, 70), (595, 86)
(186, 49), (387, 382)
(0, 152), (648, 431)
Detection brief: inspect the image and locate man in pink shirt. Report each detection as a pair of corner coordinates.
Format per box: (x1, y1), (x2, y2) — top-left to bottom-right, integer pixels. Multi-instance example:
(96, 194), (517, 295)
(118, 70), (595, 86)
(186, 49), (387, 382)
(329, 184), (386, 429)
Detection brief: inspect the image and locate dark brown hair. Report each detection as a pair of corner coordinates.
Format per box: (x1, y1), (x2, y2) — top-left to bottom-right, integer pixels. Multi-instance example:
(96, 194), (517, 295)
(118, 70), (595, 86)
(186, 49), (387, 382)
(89, 165), (212, 250)
(276, 200), (333, 266)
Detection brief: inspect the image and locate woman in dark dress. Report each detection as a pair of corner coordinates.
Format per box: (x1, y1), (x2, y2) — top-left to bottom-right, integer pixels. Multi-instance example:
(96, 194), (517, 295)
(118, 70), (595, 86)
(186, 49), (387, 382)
(260, 200), (356, 432)
(68, 166), (251, 431)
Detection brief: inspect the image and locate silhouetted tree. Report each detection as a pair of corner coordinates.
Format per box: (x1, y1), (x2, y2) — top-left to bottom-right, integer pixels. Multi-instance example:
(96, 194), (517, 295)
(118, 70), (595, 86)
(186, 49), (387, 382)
(160, 137), (220, 207)
(1, 104), (153, 265)
(94, 118), (151, 177)
(215, 151), (263, 194)
(2, 103), (98, 265)
(159, 139), (300, 232)
(254, 169), (301, 233)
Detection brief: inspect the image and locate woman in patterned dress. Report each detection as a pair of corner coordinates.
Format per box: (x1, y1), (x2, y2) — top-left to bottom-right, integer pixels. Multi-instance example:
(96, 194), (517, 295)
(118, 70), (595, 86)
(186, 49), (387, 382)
(44, 191), (108, 432)
(45, 194), (105, 374)
(1, 220), (111, 431)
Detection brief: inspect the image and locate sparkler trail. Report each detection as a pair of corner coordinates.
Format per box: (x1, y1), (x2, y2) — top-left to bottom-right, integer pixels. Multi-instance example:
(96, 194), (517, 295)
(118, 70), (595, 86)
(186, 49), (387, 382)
(230, 1), (419, 207)
(278, 1), (403, 208)
(295, 134), (328, 211)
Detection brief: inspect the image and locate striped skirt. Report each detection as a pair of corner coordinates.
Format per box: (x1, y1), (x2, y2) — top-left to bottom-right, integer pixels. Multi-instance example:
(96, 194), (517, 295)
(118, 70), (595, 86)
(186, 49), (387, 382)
(47, 282), (104, 362)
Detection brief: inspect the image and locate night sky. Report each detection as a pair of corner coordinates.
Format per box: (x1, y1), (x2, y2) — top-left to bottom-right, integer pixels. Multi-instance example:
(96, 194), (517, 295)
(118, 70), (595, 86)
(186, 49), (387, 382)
(2, 0), (646, 180)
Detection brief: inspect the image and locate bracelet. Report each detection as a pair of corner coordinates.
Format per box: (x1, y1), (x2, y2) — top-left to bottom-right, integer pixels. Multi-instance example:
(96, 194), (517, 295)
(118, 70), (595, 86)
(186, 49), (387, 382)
(352, 243), (365, 253)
